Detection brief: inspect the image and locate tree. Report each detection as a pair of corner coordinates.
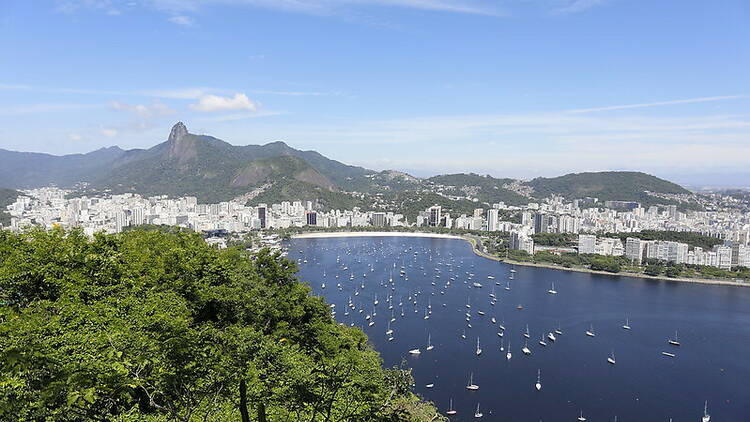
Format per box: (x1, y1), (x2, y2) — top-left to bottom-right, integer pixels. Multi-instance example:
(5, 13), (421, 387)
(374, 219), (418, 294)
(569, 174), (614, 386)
(644, 264), (663, 276)
(0, 228), (442, 421)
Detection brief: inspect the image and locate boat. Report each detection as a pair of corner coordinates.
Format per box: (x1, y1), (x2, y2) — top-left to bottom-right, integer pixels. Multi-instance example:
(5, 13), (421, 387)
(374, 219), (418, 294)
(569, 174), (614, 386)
(474, 403), (483, 418)
(548, 282), (557, 294)
(506, 341), (512, 360)
(516, 304), (523, 310)
(475, 337), (482, 356)
(622, 316), (631, 330)
(554, 322), (563, 335)
(505, 282), (511, 291)
(472, 282), (483, 288)
(524, 325), (530, 338)
(661, 351), (676, 357)
(535, 369), (542, 391)
(373, 294), (379, 306)
(446, 398), (457, 415)
(702, 400), (711, 422)
(385, 320), (393, 336)
(425, 383), (434, 388)
(539, 335), (547, 347)
(522, 339), (531, 355)
(585, 324), (596, 337)
(668, 330), (681, 346)
(408, 348), (421, 355)
(608, 350), (616, 365)
(547, 332), (556, 342)
(578, 411), (587, 421)
(426, 334), (434, 351)
(466, 372), (479, 390)
(491, 317), (496, 324)
(461, 330), (466, 339)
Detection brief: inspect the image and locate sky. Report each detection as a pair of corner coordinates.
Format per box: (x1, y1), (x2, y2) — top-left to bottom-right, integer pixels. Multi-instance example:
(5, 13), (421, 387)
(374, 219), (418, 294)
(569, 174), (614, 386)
(1, 0), (749, 186)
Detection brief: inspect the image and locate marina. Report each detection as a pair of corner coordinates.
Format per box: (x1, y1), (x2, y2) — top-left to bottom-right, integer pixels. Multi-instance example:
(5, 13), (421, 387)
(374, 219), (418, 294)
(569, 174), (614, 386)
(292, 235), (750, 421)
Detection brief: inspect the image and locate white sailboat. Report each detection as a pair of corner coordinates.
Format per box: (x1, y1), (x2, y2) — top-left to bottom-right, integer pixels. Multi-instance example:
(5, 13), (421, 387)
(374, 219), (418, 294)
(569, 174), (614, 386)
(522, 339), (532, 355)
(446, 398), (457, 415)
(506, 341), (512, 360)
(547, 332), (556, 342)
(475, 337), (482, 356)
(524, 324), (530, 339)
(608, 349), (616, 365)
(554, 322), (563, 335)
(702, 400), (711, 422)
(535, 369), (542, 391)
(466, 372), (479, 390)
(539, 334), (547, 347)
(408, 347), (421, 355)
(426, 334), (434, 351)
(622, 316), (631, 330)
(577, 411), (587, 421)
(547, 282), (557, 294)
(474, 403), (483, 418)
(586, 324), (596, 337)
(668, 330), (681, 346)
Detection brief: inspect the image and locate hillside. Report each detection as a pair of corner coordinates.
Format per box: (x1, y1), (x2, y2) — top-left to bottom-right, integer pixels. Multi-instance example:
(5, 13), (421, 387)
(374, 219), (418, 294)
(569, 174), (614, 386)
(427, 173), (529, 206)
(526, 171), (695, 208)
(0, 188), (19, 226)
(0, 146), (125, 188)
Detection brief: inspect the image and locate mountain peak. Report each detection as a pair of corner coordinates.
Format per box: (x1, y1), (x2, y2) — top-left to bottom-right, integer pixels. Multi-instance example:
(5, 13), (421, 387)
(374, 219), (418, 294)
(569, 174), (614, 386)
(168, 122), (189, 143)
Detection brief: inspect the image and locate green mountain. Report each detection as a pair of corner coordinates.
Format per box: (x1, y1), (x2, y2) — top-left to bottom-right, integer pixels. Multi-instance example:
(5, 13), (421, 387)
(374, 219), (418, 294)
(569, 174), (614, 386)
(525, 171), (694, 207)
(426, 173), (529, 205)
(0, 123), (698, 213)
(0, 188), (20, 226)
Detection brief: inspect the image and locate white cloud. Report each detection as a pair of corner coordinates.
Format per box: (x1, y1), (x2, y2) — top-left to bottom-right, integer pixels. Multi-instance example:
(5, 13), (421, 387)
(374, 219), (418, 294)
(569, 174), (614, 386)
(567, 95), (749, 114)
(189, 93), (258, 112)
(110, 100), (176, 118)
(167, 15), (194, 25)
(100, 127), (118, 137)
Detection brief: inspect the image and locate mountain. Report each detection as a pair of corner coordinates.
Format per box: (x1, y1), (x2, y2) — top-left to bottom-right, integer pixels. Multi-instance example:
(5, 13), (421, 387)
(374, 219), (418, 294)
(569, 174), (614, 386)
(0, 123), (698, 212)
(525, 171), (694, 208)
(0, 188), (20, 226)
(0, 146), (125, 188)
(427, 173), (529, 205)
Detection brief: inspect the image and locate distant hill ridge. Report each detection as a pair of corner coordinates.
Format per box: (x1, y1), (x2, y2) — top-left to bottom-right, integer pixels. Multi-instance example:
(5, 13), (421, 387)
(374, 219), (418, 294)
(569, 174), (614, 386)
(0, 122), (695, 210)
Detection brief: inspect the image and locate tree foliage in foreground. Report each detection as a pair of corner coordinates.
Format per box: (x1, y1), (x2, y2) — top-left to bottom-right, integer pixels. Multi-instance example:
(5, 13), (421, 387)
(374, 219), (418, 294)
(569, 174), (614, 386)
(0, 228), (442, 422)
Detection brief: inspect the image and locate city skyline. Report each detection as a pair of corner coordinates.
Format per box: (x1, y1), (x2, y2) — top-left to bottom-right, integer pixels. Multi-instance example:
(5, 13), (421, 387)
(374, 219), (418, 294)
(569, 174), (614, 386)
(1, 1), (749, 186)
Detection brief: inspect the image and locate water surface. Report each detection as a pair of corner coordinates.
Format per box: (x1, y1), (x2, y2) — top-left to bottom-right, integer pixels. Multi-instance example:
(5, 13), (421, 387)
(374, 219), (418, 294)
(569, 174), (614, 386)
(291, 236), (750, 421)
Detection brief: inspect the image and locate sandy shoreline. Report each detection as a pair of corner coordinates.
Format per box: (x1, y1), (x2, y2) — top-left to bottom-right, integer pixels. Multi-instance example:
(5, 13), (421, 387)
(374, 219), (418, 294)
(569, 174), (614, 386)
(291, 230), (748, 288)
(291, 231), (464, 240)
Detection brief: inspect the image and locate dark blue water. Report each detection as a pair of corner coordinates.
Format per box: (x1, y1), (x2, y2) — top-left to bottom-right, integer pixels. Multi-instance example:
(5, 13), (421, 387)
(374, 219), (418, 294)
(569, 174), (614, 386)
(290, 236), (750, 421)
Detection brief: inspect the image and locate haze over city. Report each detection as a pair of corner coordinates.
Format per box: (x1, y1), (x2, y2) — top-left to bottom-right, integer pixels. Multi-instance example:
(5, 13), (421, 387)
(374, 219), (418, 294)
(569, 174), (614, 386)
(1, 0), (749, 186)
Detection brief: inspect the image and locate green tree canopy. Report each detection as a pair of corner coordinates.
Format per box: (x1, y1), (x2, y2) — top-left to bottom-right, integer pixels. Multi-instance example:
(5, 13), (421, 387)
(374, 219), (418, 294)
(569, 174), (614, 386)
(0, 228), (440, 421)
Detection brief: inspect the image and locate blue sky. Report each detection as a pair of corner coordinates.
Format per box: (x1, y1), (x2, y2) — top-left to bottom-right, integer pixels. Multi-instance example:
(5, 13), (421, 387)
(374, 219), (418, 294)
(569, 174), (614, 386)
(1, 0), (748, 185)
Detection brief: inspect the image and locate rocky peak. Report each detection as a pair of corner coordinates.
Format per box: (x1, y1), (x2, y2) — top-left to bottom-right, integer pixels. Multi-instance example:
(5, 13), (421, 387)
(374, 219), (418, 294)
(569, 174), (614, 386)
(168, 122), (189, 143)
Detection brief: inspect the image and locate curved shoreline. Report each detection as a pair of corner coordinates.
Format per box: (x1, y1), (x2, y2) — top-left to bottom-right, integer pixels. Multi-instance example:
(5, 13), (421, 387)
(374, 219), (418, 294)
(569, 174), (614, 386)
(291, 231), (464, 240)
(463, 236), (749, 288)
(290, 230), (749, 288)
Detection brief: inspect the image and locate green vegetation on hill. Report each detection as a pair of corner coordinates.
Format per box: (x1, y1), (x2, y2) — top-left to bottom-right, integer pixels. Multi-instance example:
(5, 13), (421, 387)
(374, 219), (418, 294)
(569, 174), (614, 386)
(526, 171), (697, 209)
(427, 173), (529, 206)
(605, 230), (724, 250)
(0, 228), (442, 421)
(248, 179), (366, 211)
(386, 191), (478, 222)
(0, 188), (19, 226)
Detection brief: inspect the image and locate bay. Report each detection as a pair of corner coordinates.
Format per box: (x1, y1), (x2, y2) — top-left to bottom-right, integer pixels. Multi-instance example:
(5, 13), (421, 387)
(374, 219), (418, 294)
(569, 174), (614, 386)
(291, 236), (750, 421)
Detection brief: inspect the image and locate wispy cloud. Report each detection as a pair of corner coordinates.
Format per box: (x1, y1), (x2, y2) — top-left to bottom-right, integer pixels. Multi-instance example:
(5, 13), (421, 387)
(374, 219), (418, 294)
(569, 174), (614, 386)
(0, 102), (102, 116)
(167, 15), (195, 25)
(552, 0), (611, 15)
(110, 100), (176, 118)
(59, 0), (507, 17)
(566, 95), (749, 114)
